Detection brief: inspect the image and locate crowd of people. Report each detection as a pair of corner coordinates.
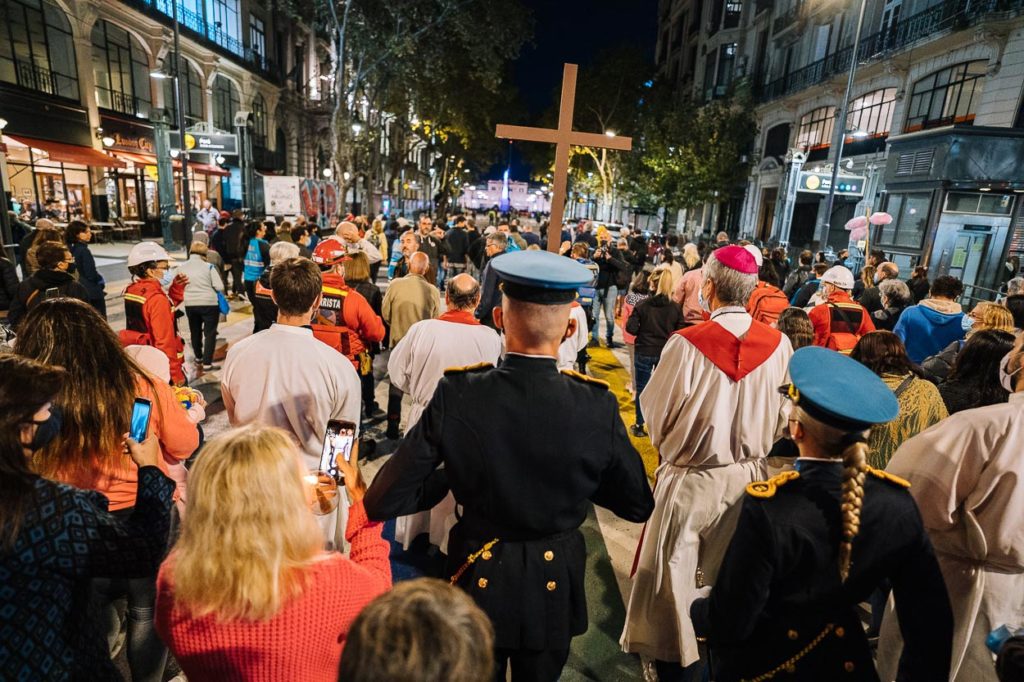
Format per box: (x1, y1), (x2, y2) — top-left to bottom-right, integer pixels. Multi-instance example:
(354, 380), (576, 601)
(0, 207), (1023, 682)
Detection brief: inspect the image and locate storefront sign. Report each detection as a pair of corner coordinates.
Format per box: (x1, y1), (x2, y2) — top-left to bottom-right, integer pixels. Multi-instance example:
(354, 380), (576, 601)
(263, 176), (302, 215)
(100, 117), (155, 154)
(798, 171), (866, 197)
(170, 131), (238, 155)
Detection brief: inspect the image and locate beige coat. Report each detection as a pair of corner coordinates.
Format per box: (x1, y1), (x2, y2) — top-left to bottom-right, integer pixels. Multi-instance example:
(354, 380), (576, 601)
(878, 393), (1024, 682)
(381, 274), (439, 345)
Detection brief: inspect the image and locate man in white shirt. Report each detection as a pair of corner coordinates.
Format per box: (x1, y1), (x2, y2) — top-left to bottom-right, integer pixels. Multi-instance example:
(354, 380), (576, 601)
(336, 220), (382, 264)
(221, 256), (361, 470)
(196, 199), (219, 234)
(620, 246), (793, 679)
(388, 273), (503, 550)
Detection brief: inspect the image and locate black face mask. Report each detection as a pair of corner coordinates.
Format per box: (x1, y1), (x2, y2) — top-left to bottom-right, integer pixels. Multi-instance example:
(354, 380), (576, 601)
(26, 405), (62, 452)
(66, 263), (77, 275)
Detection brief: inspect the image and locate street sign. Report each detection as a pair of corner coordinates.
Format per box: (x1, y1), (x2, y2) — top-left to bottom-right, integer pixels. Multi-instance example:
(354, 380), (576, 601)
(170, 131), (238, 155)
(798, 171), (866, 197)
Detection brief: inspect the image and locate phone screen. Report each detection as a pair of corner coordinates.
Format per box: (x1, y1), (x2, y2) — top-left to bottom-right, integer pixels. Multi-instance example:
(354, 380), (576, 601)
(130, 398), (152, 443)
(319, 420), (356, 480)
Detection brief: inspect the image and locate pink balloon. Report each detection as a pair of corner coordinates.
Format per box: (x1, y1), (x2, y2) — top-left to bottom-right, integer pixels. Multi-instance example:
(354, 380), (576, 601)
(845, 215), (868, 231)
(869, 212), (894, 225)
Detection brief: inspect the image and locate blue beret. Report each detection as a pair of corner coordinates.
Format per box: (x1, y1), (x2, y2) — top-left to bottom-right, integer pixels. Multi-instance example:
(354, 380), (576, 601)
(784, 347), (899, 432)
(490, 251), (595, 304)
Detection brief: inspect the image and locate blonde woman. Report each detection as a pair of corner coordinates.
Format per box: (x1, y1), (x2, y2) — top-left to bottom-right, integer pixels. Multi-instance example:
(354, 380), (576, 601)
(156, 425), (391, 681)
(922, 301), (1015, 381)
(690, 347), (951, 681)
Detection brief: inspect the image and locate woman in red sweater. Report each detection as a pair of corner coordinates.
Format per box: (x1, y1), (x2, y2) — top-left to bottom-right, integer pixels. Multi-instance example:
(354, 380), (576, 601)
(156, 425), (391, 681)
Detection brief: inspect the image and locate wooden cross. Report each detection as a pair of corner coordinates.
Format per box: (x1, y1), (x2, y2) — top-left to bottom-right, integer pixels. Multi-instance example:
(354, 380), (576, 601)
(495, 63), (632, 252)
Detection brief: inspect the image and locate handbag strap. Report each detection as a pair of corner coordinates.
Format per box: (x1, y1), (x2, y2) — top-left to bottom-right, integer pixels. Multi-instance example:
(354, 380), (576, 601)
(893, 373), (916, 399)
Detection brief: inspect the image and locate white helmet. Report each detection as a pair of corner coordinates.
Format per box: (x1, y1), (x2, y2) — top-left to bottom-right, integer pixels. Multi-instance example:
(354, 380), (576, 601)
(127, 242), (173, 267)
(821, 265), (855, 290)
(742, 244), (764, 268)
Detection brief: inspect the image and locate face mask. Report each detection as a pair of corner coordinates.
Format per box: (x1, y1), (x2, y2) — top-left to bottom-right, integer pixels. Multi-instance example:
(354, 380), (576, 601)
(25, 406), (62, 452)
(160, 269), (174, 287)
(999, 352), (1022, 393)
(698, 282), (711, 313)
(873, 273), (882, 284)
(961, 315), (975, 333)
(66, 262), (77, 275)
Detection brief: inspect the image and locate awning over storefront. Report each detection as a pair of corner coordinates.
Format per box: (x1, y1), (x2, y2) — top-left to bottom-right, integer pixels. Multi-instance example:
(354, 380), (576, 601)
(5, 135), (126, 168)
(112, 151), (230, 177)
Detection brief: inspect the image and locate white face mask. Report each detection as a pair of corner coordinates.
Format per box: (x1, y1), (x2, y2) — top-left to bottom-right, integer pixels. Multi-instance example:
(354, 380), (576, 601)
(999, 351), (1023, 393)
(698, 281), (711, 313)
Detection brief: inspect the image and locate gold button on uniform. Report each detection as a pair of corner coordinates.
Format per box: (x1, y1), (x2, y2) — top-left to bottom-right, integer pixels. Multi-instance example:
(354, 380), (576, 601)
(835, 626), (845, 638)
(478, 578), (488, 589)
(546, 581), (557, 591)
(844, 661), (855, 673)
(543, 550), (554, 561)
(787, 629), (799, 640)
(481, 551), (492, 561)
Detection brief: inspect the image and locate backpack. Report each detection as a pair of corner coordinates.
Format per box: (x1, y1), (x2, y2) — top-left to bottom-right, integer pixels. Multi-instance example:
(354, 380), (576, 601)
(575, 258), (599, 315)
(747, 282), (789, 327)
(825, 302), (867, 354)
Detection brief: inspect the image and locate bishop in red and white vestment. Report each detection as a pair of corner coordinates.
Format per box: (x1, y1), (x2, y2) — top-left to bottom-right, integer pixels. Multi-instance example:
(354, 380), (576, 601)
(621, 303), (793, 665)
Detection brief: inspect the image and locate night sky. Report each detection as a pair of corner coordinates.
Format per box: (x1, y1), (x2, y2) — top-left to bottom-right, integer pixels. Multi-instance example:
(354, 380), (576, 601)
(496, 0), (659, 180)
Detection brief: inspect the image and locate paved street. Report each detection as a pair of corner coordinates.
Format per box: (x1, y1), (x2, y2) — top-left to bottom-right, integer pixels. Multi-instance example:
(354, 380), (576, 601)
(84, 239), (647, 681)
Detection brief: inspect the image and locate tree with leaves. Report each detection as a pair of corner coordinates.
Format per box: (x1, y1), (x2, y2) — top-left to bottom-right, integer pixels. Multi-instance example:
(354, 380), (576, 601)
(623, 79), (758, 231)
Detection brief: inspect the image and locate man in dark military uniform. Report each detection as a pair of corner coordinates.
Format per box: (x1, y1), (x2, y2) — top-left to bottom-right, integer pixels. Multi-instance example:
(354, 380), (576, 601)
(690, 346), (952, 682)
(365, 250), (655, 682)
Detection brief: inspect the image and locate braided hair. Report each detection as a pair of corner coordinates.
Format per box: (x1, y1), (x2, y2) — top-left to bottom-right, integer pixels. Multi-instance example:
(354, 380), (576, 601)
(794, 407), (869, 582)
(837, 437), (868, 581)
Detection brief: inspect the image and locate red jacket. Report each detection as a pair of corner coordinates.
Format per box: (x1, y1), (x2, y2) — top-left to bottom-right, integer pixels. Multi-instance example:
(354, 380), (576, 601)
(312, 272), (385, 368)
(120, 278), (187, 384)
(808, 290), (875, 352)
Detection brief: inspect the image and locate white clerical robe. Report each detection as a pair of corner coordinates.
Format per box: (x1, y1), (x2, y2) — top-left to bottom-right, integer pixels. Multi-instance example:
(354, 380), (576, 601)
(620, 307), (793, 665)
(387, 311), (503, 551)
(876, 393), (1024, 682)
(558, 303), (591, 370)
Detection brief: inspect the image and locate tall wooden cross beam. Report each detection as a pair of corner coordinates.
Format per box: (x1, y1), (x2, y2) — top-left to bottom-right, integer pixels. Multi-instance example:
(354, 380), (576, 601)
(496, 63), (632, 252)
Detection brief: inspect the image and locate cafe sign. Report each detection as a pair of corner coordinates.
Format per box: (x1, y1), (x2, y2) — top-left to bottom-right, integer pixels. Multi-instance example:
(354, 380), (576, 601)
(100, 116), (156, 154)
(170, 131), (238, 155)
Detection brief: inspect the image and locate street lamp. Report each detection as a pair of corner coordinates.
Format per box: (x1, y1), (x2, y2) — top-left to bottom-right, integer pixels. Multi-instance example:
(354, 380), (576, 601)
(819, 0), (869, 245)
(101, 135), (116, 148)
(215, 154), (226, 165)
(322, 168), (333, 178)
(343, 171), (351, 181)
(351, 119), (363, 135)
(605, 130), (616, 137)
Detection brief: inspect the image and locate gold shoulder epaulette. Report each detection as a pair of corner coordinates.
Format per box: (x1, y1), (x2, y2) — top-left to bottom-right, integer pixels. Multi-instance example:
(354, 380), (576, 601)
(746, 470), (801, 499)
(560, 369), (609, 389)
(865, 466), (910, 488)
(443, 362), (493, 376)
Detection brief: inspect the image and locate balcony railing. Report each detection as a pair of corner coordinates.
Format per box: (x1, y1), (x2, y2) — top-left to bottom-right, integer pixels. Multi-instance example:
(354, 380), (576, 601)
(128, 0), (280, 80)
(758, 0), (1024, 102)
(98, 89), (149, 118)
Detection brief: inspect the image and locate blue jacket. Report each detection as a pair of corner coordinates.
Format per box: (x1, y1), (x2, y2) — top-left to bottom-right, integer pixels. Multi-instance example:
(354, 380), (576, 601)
(69, 241), (105, 301)
(242, 238), (270, 283)
(893, 301), (965, 363)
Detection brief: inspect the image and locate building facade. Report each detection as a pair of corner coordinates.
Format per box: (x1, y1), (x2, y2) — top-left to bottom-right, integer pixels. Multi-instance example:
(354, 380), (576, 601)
(742, 0), (1024, 299)
(0, 0), (351, 236)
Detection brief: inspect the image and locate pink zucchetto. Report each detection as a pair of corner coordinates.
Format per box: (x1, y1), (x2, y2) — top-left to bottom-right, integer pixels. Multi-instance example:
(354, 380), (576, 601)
(713, 245), (759, 274)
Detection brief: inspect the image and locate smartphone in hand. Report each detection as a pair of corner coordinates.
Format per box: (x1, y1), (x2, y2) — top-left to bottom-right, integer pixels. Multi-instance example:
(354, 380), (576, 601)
(129, 398), (153, 444)
(319, 420), (356, 481)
